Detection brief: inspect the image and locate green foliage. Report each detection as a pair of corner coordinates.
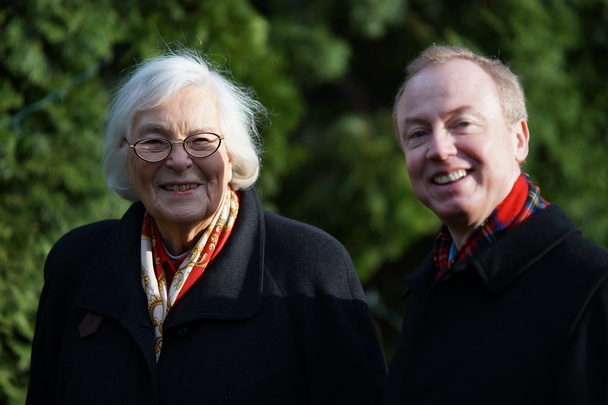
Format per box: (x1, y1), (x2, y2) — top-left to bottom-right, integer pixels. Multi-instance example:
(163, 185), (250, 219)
(2, 0), (608, 400)
(274, 110), (438, 281)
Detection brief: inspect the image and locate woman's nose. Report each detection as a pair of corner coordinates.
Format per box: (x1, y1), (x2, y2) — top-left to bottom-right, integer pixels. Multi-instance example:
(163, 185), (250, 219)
(165, 142), (193, 171)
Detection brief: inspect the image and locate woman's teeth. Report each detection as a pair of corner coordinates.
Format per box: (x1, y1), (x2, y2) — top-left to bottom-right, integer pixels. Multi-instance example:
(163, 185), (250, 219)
(434, 169), (467, 185)
(163, 184), (198, 191)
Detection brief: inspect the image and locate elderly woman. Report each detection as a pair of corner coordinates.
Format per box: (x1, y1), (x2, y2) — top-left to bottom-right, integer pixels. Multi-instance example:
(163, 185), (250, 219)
(26, 50), (386, 404)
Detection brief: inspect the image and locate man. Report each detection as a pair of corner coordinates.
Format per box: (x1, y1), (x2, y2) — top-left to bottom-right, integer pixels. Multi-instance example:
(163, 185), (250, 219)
(383, 45), (608, 404)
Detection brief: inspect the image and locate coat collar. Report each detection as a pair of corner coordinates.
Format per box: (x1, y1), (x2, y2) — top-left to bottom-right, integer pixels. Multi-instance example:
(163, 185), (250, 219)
(407, 204), (579, 295)
(163, 187), (264, 329)
(464, 204), (579, 293)
(75, 187), (265, 330)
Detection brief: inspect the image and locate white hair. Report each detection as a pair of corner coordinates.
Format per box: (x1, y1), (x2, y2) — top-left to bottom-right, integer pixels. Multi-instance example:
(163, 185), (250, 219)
(103, 49), (266, 201)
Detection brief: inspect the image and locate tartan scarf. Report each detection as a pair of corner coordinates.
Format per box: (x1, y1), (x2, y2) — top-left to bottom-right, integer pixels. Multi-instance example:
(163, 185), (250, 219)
(140, 187), (239, 361)
(434, 174), (548, 279)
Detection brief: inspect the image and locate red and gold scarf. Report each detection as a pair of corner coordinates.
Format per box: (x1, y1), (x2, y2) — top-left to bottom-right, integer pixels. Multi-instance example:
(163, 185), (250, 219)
(140, 187), (239, 361)
(434, 174), (548, 279)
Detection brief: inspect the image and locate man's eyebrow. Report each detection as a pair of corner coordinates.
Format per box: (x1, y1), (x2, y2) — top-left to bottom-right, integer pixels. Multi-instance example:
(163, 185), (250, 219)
(402, 116), (427, 126)
(402, 106), (476, 126)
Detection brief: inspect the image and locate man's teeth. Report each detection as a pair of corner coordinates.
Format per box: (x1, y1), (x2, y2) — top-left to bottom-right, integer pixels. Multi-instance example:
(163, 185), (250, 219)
(164, 184), (198, 191)
(434, 169), (467, 185)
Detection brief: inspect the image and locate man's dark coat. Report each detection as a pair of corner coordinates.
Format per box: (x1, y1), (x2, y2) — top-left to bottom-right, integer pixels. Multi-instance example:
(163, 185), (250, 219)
(383, 204), (608, 404)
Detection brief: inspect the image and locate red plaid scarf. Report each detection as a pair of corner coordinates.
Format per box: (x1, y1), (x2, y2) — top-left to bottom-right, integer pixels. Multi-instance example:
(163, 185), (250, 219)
(434, 174), (549, 279)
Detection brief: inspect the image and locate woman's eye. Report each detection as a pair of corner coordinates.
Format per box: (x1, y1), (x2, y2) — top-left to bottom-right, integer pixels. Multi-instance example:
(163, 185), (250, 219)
(191, 137), (212, 144)
(145, 139), (166, 145)
(188, 135), (218, 151)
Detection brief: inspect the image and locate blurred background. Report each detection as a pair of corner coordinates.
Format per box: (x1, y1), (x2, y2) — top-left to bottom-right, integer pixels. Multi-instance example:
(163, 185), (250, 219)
(2, 0), (608, 402)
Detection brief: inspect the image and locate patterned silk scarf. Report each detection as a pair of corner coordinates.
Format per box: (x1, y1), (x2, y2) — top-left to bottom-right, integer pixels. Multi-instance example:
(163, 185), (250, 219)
(434, 174), (549, 279)
(140, 187), (239, 361)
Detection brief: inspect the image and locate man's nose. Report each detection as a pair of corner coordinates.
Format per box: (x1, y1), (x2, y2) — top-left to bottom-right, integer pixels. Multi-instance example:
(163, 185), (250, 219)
(426, 129), (457, 161)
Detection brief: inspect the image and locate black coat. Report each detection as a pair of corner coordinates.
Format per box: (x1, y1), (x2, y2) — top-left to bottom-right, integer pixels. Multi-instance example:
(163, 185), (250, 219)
(383, 204), (608, 404)
(27, 187), (387, 404)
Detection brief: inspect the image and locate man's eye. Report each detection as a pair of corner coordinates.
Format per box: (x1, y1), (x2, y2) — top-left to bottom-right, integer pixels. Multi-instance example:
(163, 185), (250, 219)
(410, 131), (428, 139)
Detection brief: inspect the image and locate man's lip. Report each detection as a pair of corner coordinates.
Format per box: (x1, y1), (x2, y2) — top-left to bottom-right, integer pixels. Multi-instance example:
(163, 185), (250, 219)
(431, 169), (469, 185)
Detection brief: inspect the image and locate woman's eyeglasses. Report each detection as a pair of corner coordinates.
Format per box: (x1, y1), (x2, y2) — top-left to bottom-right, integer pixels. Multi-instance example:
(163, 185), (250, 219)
(129, 133), (224, 163)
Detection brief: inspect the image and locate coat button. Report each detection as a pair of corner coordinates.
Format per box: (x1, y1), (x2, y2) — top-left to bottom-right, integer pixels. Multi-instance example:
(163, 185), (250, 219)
(177, 327), (189, 337)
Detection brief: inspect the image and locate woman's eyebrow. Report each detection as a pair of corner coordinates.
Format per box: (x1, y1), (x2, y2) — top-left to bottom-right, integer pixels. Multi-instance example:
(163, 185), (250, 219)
(137, 123), (172, 136)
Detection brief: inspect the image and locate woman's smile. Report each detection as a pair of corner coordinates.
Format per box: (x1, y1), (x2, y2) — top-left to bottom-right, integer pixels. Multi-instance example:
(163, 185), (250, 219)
(128, 86), (233, 253)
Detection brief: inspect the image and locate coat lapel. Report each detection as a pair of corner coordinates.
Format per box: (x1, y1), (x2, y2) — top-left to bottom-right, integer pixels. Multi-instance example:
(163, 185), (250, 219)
(73, 187), (265, 367)
(163, 187), (264, 329)
(464, 205), (579, 294)
(405, 205), (580, 296)
(75, 202), (157, 371)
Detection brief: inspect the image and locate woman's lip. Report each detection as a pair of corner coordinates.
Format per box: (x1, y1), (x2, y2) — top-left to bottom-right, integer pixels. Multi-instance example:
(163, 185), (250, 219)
(161, 183), (200, 192)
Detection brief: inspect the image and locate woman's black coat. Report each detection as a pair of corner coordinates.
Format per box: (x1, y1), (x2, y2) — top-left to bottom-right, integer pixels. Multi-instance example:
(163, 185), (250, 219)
(27, 187), (387, 404)
(383, 204), (608, 404)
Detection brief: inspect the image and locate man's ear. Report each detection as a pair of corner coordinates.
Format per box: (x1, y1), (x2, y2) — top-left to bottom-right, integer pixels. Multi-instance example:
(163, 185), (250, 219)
(514, 119), (530, 163)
